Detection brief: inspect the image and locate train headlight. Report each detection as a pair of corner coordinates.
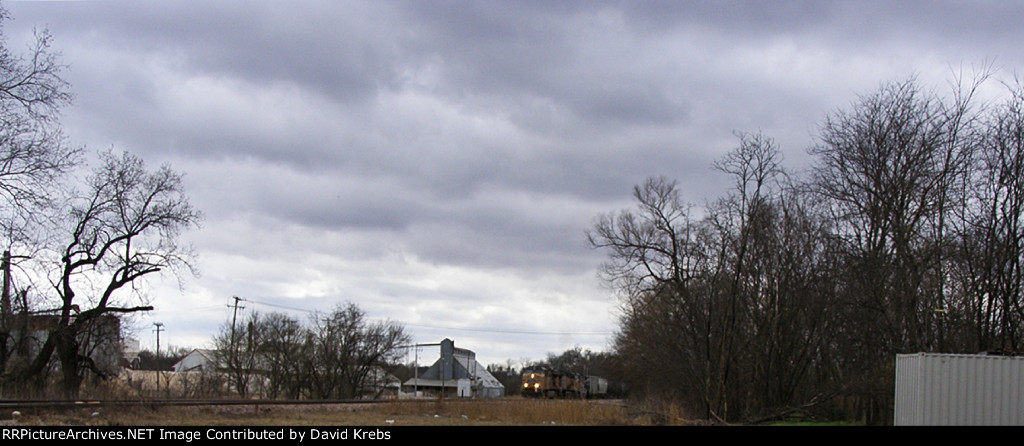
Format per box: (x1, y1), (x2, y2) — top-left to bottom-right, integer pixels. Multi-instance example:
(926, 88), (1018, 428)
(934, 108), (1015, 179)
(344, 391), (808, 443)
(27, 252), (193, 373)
(534, 383), (540, 389)
(523, 383), (528, 388)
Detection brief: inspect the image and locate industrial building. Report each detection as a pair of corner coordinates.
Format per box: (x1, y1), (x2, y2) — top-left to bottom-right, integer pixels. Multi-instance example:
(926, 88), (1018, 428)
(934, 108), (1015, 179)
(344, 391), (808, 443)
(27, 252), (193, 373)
(0, 313), (124, 377)
(172, 348), (220, 372)
(402, 338), (504, 398)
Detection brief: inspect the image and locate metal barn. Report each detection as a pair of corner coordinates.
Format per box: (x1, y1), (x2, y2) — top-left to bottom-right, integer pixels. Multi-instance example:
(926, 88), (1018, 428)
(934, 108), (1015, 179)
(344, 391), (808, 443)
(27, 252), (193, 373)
(895, 353), (1024, 425)
(401, 338), (505, 399)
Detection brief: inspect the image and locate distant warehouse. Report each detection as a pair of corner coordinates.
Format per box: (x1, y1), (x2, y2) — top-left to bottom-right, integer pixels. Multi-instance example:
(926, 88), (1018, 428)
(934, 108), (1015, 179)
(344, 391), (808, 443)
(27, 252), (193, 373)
(895, 353), (1024, 425)
(402, 338), (504, 399)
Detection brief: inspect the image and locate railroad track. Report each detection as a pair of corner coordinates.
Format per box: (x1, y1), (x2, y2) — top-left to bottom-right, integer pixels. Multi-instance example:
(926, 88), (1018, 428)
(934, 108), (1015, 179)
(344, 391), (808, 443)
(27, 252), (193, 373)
(0, 398), (389, 411)
(0, 396), (610, 410)
(1, 396), (627, 410)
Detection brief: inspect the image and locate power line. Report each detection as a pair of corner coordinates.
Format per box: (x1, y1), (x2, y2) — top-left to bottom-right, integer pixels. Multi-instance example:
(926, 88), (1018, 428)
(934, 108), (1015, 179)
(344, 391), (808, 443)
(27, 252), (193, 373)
(402, 322), (611, 336)
(239, 297), (315, 314)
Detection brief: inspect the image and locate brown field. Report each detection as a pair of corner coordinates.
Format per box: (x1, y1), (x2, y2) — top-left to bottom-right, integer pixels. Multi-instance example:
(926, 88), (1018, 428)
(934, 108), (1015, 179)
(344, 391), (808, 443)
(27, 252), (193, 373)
(5, 398), (697, 426)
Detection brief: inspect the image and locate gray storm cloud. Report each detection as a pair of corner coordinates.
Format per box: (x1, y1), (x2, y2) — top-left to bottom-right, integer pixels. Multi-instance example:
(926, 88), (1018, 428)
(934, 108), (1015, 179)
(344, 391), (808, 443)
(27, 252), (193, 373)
(5, 0), (1023, 364)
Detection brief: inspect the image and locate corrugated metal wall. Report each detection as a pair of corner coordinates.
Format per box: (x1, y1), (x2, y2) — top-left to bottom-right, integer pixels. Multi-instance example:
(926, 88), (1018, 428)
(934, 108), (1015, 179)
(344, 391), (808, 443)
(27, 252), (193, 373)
(895, 353), (1024, 425)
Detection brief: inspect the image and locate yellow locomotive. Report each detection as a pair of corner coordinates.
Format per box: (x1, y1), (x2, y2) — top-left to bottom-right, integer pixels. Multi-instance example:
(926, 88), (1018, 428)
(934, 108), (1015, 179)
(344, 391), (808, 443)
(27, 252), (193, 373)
(521, 367), (608, 399)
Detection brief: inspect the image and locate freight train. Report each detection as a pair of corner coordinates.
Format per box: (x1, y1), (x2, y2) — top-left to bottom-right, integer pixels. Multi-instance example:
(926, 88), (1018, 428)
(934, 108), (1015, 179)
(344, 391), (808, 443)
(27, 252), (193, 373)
(520, 368), (609, 399)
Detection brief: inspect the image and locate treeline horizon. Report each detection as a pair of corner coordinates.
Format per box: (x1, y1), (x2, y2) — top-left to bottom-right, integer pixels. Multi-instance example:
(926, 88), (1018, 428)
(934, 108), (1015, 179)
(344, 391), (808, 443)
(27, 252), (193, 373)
(589, 71), (1024, 424)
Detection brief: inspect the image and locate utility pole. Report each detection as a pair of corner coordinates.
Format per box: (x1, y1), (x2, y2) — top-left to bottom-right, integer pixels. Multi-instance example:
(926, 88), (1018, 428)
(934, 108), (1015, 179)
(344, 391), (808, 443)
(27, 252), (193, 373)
(414, 346), (418, 397)
(229, 296), (244, 344)
(2, 250), (10, 329)
(154, 322), (165, 358)
(1, 250), (29, 373)
(228, 296), (245, 368)
(1, 250), (30, 328)
(2, 251), (30, 324)
(1, 250), (9, 373)
(402, 342), (441, 398)
(154, 322), (164, 393)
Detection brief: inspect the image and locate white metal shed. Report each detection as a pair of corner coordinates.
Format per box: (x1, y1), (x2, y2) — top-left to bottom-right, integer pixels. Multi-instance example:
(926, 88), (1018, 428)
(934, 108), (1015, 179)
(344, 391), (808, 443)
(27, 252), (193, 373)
(895, 353), (1024, 425)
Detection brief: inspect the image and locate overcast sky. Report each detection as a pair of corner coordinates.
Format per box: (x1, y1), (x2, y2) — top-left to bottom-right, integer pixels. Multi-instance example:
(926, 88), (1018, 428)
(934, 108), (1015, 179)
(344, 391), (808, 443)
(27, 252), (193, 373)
(5, 0), (1024, 367)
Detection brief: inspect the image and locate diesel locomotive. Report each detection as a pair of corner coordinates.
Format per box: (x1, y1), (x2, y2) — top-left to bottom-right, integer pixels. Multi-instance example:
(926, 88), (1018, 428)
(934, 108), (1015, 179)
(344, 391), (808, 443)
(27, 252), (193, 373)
(520, 367), (608, 399)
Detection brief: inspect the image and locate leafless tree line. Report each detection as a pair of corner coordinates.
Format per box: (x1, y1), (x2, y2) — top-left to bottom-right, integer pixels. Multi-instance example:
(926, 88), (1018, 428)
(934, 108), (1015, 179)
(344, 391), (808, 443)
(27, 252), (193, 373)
(589, 73), (1024, 424)
(0, 8), (201, 398)
(211, 303), (410, 400)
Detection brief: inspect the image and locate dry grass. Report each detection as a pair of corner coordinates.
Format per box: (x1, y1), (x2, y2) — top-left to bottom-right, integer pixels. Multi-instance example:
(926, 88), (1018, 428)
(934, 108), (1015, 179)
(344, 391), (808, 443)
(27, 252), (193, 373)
(7, 398), (664, 426)
(376, 399), (646, 426)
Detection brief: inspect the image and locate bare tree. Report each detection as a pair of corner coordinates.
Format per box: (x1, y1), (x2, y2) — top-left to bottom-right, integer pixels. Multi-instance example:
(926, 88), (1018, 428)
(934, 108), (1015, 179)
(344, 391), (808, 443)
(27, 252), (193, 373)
(954, 78), (1024, 352)
(0, 7), (79, 239)
(306, 303), (409, 399)
(20, 150), (201, 397)
(593, 134), (843, 422)
(809, 77), (982, 357)
(256, 312), (307, 399)
(0, 6), (79, 381)
(213, 312), (264, 398)
(704, 131), (784, 420)
(587, 176), (704, 297)
(589, 174), (722, 413)
(590, 73), (1024, 425)
(211, 303), (409, 400)
(802, 75), (989, 424)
